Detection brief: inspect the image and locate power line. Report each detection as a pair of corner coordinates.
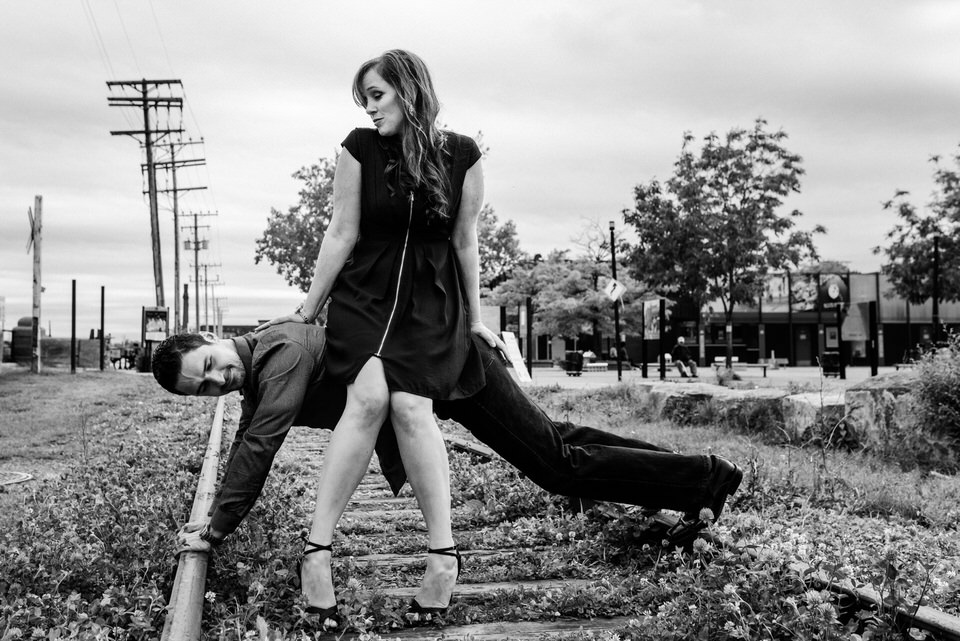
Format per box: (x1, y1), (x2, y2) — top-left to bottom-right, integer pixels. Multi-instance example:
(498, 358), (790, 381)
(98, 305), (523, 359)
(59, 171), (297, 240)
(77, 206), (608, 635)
(112, 0), (143, 78)
(80, 0), (116, 79)
(147, 0), (177, 77)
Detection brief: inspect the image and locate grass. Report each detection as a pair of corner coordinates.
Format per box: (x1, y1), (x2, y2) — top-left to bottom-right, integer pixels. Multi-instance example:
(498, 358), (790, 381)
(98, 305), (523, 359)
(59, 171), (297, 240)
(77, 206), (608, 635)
(0, 365), (958, 639)
(518, 384), (959, 529)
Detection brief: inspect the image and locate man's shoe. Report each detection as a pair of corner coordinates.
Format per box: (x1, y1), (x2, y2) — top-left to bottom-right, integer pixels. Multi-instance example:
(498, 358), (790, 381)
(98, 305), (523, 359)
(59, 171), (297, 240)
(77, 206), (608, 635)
(691, 456), (743, 523)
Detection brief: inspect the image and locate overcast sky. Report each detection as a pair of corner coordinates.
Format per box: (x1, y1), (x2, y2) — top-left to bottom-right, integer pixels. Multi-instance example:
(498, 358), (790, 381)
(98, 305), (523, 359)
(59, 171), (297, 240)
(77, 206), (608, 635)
(2, 1), (959, 341)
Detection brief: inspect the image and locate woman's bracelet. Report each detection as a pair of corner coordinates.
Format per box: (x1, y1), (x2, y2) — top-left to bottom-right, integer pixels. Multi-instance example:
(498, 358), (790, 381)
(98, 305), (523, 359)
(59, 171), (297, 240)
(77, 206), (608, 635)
(295, 303), (313, 324)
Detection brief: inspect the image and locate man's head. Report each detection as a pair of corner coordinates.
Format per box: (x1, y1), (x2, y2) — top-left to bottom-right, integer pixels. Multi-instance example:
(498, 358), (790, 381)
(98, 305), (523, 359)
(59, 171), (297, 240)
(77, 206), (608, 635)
(677, 336), (686, 345)
(152, 332), (245, 397)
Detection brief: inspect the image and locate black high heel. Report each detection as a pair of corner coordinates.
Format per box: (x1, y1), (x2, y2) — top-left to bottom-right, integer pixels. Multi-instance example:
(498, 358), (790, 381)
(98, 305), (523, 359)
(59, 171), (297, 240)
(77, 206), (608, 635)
(296, 539), (341, 631)
(406, 545), (462, 624)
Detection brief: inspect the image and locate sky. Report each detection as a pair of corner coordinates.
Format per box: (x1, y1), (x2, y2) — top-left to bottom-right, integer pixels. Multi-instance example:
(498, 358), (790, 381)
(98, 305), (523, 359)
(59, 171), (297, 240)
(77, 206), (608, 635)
(2, 1), (959, 342)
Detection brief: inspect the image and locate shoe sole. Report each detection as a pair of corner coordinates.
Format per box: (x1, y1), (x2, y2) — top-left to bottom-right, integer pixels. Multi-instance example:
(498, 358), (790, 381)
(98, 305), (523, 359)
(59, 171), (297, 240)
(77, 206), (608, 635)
(711, 464), (743, 521)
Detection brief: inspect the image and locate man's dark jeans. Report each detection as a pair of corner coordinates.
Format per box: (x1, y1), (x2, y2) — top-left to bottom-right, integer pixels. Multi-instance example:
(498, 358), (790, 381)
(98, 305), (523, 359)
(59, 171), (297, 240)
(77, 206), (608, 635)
(436, 343), (712, 514)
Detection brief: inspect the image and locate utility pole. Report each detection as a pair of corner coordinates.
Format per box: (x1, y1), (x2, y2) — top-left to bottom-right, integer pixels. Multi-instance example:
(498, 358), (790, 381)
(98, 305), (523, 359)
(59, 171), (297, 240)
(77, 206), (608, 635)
(609, 220), (623, 382)
(933, 235), (941, 345)
(214, 297), (229, 336)
(201, 264), (222, 333)
(152, 140), (206, 331)
(27, 196), (42, 374)
(182, 284), (190, 332)
(184, 211), (216, 331)
(107, 79), (183, 307)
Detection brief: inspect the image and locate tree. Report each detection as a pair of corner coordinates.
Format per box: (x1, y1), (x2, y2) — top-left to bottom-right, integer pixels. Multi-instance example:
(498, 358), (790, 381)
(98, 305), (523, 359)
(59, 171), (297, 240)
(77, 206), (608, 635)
(477, 204), (526, 290)
(490, 249), (647, 352)
(255, 146), (525, 298)
(874, 148), (960, 306)
(568, 219), (635, 350)
(254, 158), (336, 293)
(622, 118), (824, 364)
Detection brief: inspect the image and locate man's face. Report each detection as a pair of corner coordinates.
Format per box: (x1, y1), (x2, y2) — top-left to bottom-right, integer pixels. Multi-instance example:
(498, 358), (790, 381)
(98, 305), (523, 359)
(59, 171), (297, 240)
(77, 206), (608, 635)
(174, 340), (245, 396)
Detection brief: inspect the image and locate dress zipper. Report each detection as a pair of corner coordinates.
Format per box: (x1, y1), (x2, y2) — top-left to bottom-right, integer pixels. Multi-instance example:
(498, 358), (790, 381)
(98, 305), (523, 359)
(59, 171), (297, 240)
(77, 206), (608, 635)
(376, 191), (415, 356)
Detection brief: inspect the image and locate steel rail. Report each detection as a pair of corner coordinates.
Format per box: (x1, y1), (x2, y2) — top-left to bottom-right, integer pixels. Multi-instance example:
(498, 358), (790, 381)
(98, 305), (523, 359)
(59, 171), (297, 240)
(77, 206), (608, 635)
(656, 510), (960, 640)
(160, 397), (226, 641)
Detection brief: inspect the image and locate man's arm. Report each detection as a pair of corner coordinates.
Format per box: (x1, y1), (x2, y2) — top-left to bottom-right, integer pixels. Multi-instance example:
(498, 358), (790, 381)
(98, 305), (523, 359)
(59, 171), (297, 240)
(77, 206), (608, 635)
(208, 342), (314, 537)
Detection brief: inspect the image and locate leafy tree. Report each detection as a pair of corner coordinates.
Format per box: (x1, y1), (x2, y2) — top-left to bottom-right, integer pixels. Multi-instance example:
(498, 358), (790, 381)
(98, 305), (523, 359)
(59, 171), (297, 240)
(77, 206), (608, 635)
(477, 204), (526, 290)
(254, 158), (336, 293)
(622, 118), (823, 364)
(490, 249), (646, 351)
(873, 148), (960, 305)
(255, 143), (524, 296)
(569, 219), (637, 350)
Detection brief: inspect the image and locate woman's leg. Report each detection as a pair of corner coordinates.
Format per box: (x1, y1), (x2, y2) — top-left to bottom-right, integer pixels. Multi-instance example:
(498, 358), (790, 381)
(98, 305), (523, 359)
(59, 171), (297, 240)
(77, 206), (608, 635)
(390, 392), (458, 608)
(301, 358), (389, 610)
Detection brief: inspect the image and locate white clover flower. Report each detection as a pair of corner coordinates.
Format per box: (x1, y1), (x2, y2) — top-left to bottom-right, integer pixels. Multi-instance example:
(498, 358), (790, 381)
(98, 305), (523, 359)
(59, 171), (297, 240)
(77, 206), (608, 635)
(204, 591), (216, 603)
(803, 590), (824, 605)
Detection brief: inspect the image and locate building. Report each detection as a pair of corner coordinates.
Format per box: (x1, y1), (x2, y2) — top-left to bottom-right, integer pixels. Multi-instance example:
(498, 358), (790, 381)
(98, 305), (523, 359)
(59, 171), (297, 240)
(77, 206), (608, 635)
(499, 272), (959, 368)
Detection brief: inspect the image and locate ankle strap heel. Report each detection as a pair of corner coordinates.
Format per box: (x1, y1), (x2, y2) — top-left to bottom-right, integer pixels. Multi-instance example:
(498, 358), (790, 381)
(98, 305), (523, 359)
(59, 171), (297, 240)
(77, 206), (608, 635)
(427, 545), (462, 579)
(406, 545), (462, 624)
(303, 539), (332, 556)
(297, 538), (340, 631)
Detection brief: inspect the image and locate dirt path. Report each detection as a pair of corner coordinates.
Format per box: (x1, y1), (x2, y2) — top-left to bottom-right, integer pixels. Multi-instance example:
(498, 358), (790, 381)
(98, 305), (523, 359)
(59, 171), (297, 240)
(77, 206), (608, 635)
(0, 365), (168, 507)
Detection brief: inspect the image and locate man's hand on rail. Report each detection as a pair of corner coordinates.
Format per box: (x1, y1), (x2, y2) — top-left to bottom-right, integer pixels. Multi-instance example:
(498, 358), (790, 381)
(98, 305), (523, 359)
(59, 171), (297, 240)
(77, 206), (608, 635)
(175, 521), (213, 555)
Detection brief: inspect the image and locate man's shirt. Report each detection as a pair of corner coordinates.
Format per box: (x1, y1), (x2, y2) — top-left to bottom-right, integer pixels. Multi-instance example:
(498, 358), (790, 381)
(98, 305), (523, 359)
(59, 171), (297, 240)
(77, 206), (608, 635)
(209, 324), (404, 535)
(671, 343), (692, 363)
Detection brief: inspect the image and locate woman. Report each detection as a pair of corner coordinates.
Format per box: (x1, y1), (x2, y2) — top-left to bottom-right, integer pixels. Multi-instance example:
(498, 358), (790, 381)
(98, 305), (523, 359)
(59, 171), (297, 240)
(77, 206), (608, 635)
(259, 50), (500, 629)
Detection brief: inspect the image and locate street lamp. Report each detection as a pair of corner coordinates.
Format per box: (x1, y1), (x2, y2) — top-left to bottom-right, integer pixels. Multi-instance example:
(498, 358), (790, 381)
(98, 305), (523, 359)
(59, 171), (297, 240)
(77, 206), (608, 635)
(609, 220), (622, 382)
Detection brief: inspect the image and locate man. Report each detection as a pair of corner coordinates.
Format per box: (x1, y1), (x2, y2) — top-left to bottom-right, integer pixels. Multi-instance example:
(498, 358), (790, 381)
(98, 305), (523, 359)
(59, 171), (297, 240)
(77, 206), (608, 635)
(153, 324), (741, 549)
(671, 336), (699, 378)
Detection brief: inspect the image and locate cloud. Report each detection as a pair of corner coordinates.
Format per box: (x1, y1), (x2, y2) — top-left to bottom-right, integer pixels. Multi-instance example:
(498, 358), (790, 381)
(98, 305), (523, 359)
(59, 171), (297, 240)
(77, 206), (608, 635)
(2, 0), (959, 342)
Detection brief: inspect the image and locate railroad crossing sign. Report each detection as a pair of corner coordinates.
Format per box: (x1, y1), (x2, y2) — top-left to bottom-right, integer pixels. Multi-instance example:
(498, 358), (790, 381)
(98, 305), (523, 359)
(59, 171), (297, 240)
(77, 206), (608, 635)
(26, 206), (38, 252)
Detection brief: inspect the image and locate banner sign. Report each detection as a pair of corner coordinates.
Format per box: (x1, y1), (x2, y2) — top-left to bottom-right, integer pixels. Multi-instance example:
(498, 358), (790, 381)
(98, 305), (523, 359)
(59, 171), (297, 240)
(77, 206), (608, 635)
(818, 273), (850, 309)
(842, 302), (869, 341)
(643, 300), (660, 340)
(142, 307), (169, 342)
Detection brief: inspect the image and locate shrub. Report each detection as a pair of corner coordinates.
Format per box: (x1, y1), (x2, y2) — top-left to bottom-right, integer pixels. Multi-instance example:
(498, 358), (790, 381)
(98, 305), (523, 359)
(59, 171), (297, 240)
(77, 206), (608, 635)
(913, 333), (960, 443)
(879, 332), (960, 473)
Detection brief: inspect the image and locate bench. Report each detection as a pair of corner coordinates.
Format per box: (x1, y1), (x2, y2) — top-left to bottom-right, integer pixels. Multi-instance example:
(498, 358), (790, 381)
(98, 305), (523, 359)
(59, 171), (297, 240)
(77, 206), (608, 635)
(712, 358), (769, 377)
(894, 362), (917, 371)
(583, 362), (608, 373)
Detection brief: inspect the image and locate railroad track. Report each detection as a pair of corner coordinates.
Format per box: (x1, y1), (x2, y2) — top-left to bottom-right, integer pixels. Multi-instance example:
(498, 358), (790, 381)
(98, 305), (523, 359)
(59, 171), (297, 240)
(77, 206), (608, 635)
(164, 400), (960, 640)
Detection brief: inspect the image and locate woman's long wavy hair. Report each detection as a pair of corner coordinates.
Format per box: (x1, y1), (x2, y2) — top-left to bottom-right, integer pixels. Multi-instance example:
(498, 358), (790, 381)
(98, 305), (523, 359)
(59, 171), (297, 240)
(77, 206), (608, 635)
(352, 49), (451, 219)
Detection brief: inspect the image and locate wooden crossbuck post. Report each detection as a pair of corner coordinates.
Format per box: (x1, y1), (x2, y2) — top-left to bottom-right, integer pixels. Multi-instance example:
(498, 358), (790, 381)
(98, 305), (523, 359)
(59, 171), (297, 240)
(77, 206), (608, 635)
(27, 196), (42, 374)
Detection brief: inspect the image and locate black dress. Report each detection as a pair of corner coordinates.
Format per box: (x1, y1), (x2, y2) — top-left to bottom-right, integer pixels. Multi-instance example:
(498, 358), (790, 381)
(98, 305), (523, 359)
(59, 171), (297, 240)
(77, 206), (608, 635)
(324, 128), (484, 399)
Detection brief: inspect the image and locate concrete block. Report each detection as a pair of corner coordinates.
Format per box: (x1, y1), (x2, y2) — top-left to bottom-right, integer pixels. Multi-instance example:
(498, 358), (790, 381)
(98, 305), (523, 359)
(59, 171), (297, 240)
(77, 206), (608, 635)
(782, 391), (846, 442)
(844, 371), (919, 446)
